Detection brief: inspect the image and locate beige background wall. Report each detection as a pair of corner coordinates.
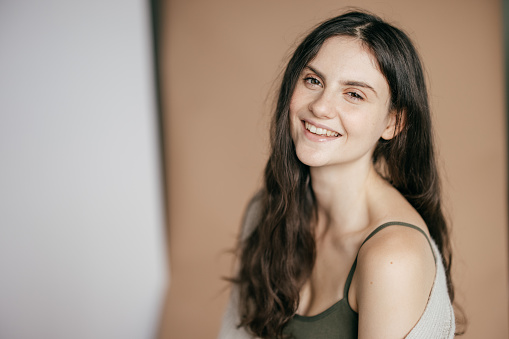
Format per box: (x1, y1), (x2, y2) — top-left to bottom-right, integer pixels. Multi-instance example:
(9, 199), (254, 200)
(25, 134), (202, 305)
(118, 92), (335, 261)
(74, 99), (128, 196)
(160, 0), (508, 338)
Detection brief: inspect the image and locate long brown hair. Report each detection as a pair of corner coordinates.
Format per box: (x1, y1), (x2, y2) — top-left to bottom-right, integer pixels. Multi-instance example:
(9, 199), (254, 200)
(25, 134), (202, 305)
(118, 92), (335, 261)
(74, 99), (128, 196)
(235, 10), (461, 338)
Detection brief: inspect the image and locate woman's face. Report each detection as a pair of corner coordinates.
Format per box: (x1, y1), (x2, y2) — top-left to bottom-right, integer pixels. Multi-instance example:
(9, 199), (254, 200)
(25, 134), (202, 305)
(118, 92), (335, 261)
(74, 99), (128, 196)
(290, 36), (397, 169)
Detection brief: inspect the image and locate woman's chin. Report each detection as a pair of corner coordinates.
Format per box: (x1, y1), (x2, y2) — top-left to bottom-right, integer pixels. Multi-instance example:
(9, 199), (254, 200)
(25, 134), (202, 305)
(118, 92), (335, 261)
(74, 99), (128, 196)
(295, 151), (332, 168)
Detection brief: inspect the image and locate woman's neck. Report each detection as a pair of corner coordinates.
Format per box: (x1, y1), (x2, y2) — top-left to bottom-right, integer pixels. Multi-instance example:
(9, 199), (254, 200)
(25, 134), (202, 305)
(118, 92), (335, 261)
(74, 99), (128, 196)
(310, 160), (381, 235)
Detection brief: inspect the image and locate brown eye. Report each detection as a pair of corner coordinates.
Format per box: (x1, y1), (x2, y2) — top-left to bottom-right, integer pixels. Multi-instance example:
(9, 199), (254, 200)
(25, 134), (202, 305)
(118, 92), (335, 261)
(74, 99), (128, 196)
(304, 77), (322, 87)
(347, 92), (364, 101)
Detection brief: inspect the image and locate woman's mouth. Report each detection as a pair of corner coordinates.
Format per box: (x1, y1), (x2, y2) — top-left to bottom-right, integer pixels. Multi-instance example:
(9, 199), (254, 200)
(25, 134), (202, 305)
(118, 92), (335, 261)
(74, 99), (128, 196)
(304, 121), (340, 137)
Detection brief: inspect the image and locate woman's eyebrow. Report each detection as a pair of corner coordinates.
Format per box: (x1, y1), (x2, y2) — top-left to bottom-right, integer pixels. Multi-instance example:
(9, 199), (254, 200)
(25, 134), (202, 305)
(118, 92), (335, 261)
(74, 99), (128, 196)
(305, 65), (325, 80)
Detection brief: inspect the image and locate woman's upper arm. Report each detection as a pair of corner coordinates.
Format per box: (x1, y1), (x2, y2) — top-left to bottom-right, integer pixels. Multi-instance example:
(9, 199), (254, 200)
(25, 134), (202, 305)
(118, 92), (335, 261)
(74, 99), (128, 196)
(355, 227), (436, 339)
(217, 284), (254, 339)
(217, 193), (263, 339)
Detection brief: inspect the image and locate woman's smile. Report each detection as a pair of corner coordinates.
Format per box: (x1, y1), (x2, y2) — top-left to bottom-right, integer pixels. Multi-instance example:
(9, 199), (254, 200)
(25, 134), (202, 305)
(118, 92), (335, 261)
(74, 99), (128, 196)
(302, 120), (341, 142)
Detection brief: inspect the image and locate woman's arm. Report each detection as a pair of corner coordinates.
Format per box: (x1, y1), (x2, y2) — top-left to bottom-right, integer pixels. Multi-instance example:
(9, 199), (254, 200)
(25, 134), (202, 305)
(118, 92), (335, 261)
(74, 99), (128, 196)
(217, 285), (254, 339)
(354, 226), (436, 339)
(217, 193), (263, 339)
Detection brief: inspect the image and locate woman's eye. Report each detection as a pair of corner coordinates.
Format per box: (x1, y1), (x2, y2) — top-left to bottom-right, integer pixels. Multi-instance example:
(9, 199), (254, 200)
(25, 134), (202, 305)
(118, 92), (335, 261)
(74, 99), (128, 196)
(347, 92), (364, 101)
(304, 77), (322, 87)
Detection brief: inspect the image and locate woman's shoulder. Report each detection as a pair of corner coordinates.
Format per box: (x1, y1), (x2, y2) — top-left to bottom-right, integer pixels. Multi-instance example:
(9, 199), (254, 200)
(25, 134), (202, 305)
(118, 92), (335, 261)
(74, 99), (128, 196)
(357, 222), (435, 271)
(362, 175), (435, 268)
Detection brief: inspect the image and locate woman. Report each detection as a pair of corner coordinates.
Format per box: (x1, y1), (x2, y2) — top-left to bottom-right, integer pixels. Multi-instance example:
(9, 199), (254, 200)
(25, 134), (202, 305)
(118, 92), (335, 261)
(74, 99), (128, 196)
(219, 10), (457, 339)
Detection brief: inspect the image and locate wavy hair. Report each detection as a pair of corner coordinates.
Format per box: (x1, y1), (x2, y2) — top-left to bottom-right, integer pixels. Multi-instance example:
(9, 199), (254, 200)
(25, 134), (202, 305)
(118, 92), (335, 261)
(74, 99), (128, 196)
(235, 10), (462, 338)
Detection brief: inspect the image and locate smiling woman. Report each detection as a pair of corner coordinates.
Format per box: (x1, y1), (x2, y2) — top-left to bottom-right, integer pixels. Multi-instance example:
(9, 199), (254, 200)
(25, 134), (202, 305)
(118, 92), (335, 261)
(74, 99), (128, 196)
(218, 10), (459, 339)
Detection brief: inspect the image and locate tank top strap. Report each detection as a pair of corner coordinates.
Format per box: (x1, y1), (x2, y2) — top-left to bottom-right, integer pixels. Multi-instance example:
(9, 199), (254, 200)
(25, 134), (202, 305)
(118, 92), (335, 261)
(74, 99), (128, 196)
(343, 221), (436, 300)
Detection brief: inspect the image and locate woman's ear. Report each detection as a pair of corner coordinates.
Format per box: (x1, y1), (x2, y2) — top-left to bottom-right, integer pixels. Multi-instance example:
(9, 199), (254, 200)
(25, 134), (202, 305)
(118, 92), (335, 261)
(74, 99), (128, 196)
(381, 110), (404, 140)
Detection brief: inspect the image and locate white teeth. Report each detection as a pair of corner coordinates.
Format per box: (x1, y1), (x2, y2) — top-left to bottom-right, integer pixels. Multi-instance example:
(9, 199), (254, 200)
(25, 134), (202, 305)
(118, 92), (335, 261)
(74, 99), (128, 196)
(304, 121), (339, 137)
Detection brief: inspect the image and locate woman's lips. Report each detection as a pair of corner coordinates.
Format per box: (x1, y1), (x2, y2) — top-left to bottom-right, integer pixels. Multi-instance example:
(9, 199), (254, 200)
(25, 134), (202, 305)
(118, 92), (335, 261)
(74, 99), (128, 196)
(303, 120), (341, 138)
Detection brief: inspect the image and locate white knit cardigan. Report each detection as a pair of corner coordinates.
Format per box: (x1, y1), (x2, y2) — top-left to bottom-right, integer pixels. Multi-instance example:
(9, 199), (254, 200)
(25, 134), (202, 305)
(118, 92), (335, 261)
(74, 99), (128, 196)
(218, 195), (455, 339)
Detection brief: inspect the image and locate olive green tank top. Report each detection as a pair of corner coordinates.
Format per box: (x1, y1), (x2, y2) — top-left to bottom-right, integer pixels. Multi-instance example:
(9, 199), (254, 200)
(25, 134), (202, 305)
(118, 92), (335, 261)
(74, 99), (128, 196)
(282, 222), (435, 339)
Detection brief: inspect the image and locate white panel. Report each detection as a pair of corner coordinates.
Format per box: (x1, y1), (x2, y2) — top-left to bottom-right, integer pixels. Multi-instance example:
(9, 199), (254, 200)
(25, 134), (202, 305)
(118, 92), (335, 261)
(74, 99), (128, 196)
(0, 1), (168, 338)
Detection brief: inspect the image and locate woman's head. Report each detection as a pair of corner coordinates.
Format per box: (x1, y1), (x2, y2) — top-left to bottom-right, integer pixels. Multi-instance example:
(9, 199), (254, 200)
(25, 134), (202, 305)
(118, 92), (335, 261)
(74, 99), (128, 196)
(273, 10), (432, 189)
(289, 35), (397, 168)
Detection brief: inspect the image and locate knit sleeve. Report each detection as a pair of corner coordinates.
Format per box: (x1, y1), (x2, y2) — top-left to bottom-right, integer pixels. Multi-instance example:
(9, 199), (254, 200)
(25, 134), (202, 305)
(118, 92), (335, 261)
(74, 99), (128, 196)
(217, 193), (263, 339)
(405, 240), (455, 339)
(217, 285), (255, 339)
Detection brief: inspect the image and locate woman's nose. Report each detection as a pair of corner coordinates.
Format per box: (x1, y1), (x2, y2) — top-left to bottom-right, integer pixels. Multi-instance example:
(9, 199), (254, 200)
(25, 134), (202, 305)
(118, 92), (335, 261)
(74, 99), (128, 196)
(308, 91), (337, 119)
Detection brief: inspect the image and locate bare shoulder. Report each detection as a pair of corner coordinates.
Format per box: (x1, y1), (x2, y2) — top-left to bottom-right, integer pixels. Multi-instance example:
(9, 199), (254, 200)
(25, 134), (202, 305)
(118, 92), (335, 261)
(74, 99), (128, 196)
(358, 224), (434, 267)
(354, 225), (436, 339)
